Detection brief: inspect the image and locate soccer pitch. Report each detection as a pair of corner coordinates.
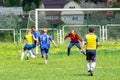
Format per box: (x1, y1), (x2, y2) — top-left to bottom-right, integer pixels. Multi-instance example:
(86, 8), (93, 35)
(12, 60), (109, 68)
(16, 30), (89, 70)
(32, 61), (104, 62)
(0, 42), (120, 80)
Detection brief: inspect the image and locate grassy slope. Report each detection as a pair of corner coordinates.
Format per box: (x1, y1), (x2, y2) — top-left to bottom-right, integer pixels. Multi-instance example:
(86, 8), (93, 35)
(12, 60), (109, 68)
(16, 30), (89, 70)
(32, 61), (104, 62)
(0, 42), (120, 80)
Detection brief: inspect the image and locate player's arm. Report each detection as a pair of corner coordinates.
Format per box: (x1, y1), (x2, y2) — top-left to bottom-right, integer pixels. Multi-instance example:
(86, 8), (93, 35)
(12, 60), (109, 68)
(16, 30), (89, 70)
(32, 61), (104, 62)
(22, 36), (26, 43)
(76, 34), (82, 42)
(96, 36), (99, 48)
(64, 34), (70, 40)
(49, 36), (57, 47)
(52, 40), (57, 47)
(33, 34), (38, 45)
(81, 36), (86, 52)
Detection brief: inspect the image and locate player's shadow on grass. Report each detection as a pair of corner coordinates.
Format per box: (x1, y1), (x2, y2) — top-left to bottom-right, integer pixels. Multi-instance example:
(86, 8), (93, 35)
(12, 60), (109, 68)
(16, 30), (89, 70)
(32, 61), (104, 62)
(72, 73), (87, 76)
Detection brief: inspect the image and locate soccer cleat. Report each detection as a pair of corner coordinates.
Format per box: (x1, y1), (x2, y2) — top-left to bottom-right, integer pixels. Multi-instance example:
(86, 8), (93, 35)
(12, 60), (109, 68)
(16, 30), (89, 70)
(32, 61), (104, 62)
(45, 60), (48, 64)
(90, 70), (93, 76)
(87, 70), (93, 76)
(87, 70), (91, 76)
(26, 56), (29, 60)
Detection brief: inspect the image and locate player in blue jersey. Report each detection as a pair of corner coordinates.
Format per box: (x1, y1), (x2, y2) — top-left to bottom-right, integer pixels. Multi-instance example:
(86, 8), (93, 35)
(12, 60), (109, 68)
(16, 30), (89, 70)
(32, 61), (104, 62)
(31, 26), (41, 47)
(81, 27), (99, 76)
(40, 28), (57, 64)
(31, 26), (41, 56)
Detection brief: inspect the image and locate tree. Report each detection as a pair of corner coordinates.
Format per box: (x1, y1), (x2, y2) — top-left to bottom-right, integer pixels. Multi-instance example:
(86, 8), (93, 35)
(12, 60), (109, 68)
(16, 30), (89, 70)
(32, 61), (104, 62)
(22, 0), (42, 11)
(5, 0), (20, 6)
(30, 2), (37, 10)
(23, 3), (29, 11)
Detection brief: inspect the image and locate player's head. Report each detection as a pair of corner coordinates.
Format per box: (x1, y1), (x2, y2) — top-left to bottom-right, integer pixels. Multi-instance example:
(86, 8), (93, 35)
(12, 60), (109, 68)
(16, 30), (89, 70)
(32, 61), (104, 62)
(26, 29), (31, 34)
(31, 26), (36, 32)
(89, 27), (95, 33)
(43, 28), (48, 33)
(71, 29), (75, 34)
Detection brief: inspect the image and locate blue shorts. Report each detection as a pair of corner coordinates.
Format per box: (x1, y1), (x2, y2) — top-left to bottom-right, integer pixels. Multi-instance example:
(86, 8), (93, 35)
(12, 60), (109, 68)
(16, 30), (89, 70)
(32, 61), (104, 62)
(41, 48), (49, 56)
(86, 50), (96, 62)
(32, 44), (36, 48)
(24, 44), (34, 51)
(68, 42), (81, 49)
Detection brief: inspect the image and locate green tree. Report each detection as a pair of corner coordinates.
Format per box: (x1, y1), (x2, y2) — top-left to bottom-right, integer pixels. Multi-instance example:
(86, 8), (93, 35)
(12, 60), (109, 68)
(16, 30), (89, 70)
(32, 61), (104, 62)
(30, 2), (37, 10)
(5, 0), (20, 6)
(23, 3), (30, 11)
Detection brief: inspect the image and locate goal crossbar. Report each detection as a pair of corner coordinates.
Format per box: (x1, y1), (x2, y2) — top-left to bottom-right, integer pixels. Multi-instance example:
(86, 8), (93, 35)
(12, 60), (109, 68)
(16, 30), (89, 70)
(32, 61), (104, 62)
(35, 8), (120, 30)
(36, 8), (120, 11)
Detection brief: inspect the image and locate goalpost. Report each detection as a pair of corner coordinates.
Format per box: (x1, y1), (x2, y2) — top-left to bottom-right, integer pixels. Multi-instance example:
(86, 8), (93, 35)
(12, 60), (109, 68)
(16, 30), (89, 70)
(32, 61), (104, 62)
(34, 8), (120, 53)
(35, 8), (120, 39)
(0, 29), (15, 43)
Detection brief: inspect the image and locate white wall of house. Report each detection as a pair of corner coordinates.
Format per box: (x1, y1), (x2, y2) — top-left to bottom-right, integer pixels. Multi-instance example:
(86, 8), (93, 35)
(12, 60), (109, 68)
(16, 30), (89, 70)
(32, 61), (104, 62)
(61, 1), (84, 24)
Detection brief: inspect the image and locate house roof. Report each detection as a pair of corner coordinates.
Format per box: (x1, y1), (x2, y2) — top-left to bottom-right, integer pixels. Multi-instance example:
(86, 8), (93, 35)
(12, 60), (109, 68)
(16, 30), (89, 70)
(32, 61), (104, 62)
(117, 0), (120, 2)
(42, 0), (70, 24)
(43, 0), (70, 8)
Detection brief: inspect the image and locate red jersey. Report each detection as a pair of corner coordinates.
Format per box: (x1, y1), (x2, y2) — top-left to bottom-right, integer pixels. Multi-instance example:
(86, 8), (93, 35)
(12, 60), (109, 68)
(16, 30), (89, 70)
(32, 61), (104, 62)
(64, 33), (82, 42)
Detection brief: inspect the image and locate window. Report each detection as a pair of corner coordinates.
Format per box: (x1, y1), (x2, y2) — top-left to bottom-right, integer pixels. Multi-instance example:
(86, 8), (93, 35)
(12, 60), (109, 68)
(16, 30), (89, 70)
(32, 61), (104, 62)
(72, 16), (78, 21)
(69, 6), (75, 9)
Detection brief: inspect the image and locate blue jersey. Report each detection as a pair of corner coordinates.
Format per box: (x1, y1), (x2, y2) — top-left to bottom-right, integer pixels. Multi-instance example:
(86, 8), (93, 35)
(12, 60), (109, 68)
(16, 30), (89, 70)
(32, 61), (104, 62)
(40, 34), (52, 49)
(33, 30), (41, 44)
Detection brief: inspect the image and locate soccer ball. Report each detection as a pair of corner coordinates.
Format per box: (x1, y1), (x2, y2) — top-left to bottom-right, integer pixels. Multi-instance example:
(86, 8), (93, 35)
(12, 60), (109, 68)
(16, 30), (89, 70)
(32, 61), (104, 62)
(31, 55), (36, 58)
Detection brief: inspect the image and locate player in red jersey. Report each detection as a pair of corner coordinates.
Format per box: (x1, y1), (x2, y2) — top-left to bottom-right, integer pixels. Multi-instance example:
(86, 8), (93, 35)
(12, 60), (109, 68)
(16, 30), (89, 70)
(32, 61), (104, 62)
(64, 29), (83, 56)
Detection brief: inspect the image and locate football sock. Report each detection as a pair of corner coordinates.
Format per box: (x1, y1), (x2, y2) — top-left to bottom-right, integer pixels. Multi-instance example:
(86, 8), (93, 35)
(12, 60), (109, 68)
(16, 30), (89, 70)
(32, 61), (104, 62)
(31, 49), (36, 56)
(87, 62), (91, 71)
(91, 62), (96, 71)
(21, 52), (24, 60)
(46, 54), (48, 60)
(68, 48), (70, 56)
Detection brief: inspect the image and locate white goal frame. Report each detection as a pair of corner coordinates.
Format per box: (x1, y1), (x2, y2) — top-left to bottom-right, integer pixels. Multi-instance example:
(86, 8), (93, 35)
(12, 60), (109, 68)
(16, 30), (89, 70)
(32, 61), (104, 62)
(105, 24), (120, 40)
(0, 29), (15, 43)
(35, 8), (120, 30)
(35, 8), (120, 38)
(34, 8), (120, 53)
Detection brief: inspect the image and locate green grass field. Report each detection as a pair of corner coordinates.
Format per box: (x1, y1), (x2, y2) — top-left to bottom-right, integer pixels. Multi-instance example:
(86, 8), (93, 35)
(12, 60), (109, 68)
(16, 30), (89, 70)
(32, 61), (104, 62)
(0, 41), (120, 80)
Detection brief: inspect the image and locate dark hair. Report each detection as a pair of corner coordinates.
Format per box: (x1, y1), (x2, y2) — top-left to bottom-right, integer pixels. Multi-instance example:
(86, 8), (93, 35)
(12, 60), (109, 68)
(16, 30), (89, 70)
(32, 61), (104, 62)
(31, 26), (35, 29)
(89, 27), (95, 33)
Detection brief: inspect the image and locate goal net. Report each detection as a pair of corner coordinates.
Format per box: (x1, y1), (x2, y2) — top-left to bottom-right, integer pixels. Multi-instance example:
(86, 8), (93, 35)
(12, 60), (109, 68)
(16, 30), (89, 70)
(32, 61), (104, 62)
(32, 8), (120, 43)
(0, 29), (15, 43)
(26, 8), (120, 54)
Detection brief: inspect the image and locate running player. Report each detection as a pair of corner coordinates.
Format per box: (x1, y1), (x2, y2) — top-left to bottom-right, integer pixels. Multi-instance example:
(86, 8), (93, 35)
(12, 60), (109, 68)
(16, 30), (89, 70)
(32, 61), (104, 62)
(31, 26), (41, 56)
(21, 30), (36, 60)
(81, 27), (99, 76)
(40, 28), (57, 64)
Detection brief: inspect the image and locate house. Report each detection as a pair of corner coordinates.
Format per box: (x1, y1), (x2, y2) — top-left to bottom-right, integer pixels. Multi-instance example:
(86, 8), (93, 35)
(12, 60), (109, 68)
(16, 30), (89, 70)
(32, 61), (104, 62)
(0, 7), (23, 15)
(40, 0), (84, 25)
(61, 1), (84, 24)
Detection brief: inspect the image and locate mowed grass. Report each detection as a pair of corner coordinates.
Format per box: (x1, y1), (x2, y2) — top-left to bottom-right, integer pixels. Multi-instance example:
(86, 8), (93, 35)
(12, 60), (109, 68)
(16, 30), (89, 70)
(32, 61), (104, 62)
(0, 41), (120, 80)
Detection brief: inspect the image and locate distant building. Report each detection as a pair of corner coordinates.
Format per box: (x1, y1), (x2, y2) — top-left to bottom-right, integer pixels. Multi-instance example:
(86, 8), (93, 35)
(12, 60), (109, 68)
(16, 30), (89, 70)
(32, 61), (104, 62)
(61, 1), (84, 24)
(0, 7), (23, 15)
(40, 0), (84, 25)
